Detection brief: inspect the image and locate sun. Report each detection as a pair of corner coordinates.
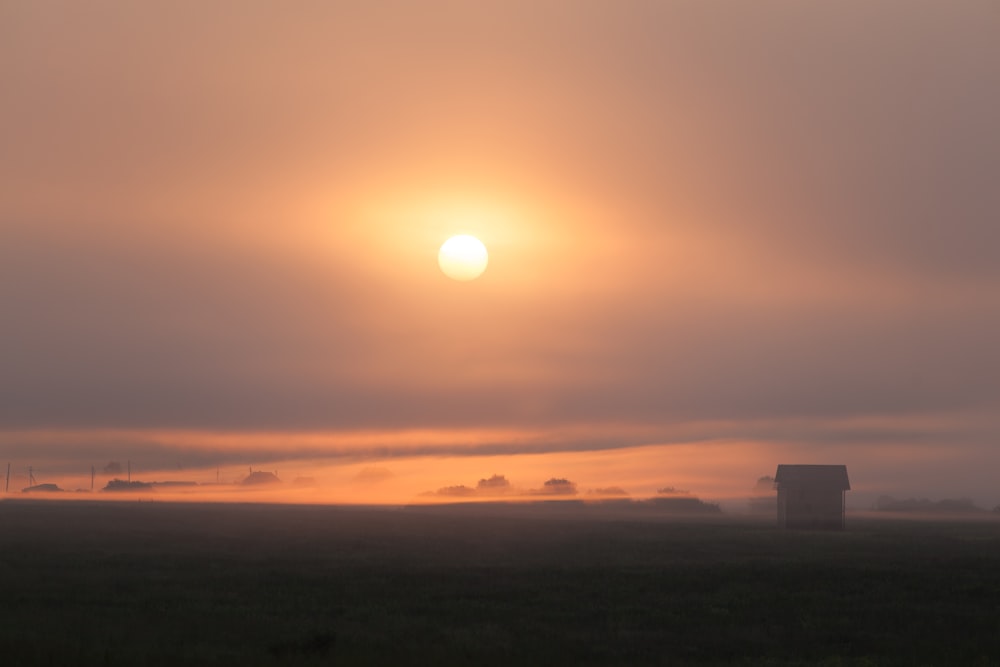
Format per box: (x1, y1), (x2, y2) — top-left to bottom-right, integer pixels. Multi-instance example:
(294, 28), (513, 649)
(438, 235), (488, 281)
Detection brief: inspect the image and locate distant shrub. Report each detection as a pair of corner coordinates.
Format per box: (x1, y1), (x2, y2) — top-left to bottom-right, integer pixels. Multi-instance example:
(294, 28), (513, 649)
(540, 478), (578, 495)
(476, 474), (511, 495)
(753, 476), (776, 493)
(103, 479), (153, 492)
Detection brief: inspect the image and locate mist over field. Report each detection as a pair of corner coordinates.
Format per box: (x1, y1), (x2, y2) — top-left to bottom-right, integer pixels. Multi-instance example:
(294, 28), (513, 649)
(1, 499), (998, 665)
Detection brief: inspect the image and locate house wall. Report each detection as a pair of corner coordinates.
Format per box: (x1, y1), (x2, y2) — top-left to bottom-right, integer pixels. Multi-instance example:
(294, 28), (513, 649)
(777, 486), (845, 529)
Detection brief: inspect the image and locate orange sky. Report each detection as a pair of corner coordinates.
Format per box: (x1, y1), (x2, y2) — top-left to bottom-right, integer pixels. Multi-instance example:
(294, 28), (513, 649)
(2, 2), (998, 508)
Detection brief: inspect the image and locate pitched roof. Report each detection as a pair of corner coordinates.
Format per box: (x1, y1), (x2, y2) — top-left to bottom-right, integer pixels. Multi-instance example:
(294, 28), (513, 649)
(774, 465), (850, 490)
(242, 471), (281, 485)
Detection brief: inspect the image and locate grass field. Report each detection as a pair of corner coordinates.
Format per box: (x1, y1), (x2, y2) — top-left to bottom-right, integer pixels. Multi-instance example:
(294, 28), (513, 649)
(1, 499), (998, 666)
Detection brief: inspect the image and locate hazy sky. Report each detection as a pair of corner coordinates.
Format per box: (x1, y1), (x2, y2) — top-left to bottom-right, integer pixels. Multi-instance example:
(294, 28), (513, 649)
(2, 1), (998, 506)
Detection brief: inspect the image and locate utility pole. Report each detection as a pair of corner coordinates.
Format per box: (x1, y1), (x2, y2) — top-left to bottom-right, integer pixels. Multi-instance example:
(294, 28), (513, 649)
(5, 463), (9, 492)
(127, 460), (131, 483)
(28, 466), (35, 487)
(91, 465), (95, 491)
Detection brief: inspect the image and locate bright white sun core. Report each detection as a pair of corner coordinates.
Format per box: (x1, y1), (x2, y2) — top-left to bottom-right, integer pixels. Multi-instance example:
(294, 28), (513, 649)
(438, 235), (488, 281)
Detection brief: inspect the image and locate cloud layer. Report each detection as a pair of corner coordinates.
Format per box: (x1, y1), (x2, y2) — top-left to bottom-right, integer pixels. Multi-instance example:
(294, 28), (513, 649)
(2, 2), (998, 504)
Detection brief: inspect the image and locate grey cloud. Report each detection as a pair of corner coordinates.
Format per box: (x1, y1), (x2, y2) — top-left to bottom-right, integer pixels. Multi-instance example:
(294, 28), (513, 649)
(1, 1), (998, 464)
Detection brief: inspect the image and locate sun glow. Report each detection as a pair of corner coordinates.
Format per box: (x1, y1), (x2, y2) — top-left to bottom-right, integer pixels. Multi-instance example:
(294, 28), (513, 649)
(438, 235), (489, 281)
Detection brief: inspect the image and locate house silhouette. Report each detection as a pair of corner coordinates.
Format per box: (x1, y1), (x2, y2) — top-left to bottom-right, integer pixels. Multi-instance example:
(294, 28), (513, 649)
(242, 470), (281, 486)
(774, 465), (850, 529)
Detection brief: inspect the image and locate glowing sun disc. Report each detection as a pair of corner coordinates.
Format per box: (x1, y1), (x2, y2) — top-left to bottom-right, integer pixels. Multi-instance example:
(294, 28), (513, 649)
(438, 235), (488, 281)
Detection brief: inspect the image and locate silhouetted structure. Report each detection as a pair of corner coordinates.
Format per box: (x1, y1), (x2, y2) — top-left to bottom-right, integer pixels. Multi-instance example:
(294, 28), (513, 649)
(22, 483), (63, 493)
(242, 470), (281, 485)
(774, 464), (850, 529)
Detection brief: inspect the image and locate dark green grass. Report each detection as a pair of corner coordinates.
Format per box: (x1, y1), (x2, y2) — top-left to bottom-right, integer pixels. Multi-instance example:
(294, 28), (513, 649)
(1, 500), (998, 666)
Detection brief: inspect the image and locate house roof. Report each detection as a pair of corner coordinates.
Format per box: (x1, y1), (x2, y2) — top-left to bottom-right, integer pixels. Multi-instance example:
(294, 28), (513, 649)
(242, 470), (281, 485)
(774, 465), (850, 490)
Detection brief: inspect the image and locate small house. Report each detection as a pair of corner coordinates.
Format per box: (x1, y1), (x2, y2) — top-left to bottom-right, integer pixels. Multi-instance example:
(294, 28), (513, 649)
(242, 470), (281, 486)
(22, 483), (63, 493)
(774, 464), (850, 529)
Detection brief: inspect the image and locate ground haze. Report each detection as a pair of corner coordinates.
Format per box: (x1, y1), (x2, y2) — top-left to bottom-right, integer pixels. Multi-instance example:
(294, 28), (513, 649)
(1, 500), (998, 665)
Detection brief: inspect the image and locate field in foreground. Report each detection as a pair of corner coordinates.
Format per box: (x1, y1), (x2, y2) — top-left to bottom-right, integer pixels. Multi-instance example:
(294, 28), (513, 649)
(1, 500), (998, 666)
